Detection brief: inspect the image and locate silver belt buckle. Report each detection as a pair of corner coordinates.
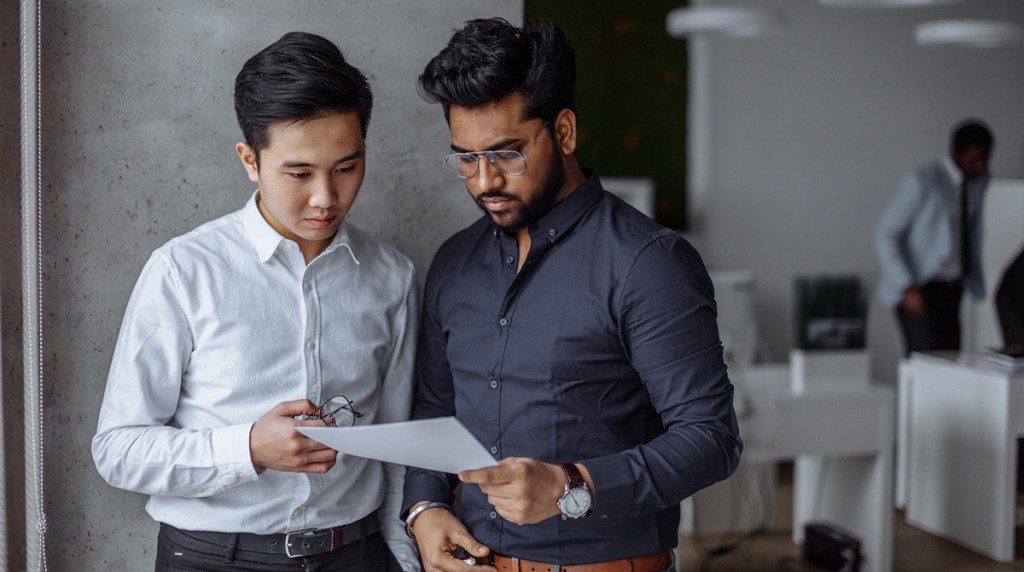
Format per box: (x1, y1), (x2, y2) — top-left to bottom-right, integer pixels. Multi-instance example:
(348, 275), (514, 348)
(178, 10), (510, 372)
(284, 528), (329, 558)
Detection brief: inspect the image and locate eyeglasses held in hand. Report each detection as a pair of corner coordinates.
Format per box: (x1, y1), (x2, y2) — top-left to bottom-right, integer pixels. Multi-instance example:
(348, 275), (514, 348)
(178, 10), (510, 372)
(305, 395), (364, 427)
(442, 122), (549, 179)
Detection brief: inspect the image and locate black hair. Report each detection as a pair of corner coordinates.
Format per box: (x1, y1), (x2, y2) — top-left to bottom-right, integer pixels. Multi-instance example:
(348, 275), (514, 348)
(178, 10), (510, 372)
(418, 18), (576, 124)
(951, 119), (994, 152)
(234, 31), (373, 158)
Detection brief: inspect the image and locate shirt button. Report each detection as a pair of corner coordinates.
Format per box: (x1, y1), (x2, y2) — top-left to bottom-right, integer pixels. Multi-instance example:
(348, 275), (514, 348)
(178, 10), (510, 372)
(489, 446), (498, 454)
(306, 340), (316, 351)
(548, 228), (556, 236)
(303, 282), (312, 292)
(506, 256), (514, 264)
(489, 511), (498, 519)
(499, 318), (508, 326)
(489, 380), (498, 389)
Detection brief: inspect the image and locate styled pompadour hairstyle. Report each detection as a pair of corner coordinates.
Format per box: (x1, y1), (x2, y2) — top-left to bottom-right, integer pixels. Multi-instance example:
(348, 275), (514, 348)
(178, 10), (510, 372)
(234, 31), (373, 158)
(418, 18), (576, 124)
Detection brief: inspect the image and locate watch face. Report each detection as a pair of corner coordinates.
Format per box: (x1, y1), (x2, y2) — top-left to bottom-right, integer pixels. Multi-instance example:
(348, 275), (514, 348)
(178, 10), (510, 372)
(560, 486), (592, 518)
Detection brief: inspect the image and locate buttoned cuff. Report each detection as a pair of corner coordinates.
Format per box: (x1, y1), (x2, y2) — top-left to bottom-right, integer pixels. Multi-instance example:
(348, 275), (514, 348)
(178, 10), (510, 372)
(578, 454), (635, 518)
(212, 423), (260, 485)
(401, 467), (456, 519)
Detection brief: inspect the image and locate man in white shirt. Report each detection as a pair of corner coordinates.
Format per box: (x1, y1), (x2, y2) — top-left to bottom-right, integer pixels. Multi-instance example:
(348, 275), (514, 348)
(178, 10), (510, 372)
(92, 32), (420, 571)
(874, 119), (994, 356)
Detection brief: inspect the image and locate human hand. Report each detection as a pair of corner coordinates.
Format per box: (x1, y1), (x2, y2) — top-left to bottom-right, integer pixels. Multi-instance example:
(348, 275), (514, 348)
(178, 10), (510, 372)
(411, 504), (494, 572)
(458, 457), (566, 525)
(249, 400), (338, 473)
(902, 287), (926, 317)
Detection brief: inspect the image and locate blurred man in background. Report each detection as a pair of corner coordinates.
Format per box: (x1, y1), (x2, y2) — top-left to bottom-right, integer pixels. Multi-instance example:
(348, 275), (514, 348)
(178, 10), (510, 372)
(875, 119), (994, 356)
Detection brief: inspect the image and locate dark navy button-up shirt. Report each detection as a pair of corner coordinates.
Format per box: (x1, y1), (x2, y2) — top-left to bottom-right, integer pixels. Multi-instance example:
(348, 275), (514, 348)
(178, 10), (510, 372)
(403, 171), (741, 564)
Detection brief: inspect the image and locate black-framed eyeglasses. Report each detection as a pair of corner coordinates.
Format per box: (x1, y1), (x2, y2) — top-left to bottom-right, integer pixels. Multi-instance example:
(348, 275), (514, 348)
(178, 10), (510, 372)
(306, 395), (364, 427)
(442, 122), (549, 179)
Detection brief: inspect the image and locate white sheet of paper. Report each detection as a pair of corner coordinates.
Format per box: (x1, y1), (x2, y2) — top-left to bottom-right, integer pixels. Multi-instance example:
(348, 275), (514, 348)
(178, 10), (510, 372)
(297, 417), (497, 474)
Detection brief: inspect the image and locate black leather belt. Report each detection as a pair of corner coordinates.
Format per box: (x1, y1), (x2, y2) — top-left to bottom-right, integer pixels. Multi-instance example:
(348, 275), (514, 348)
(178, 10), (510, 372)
(166, 512), (379, 558)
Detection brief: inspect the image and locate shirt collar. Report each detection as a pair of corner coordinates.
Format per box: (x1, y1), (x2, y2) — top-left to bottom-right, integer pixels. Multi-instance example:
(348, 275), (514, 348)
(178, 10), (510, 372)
(516, 169), (603, 245)
(241, 191), (284, 262)
(942, 153), (964, 188)
(240, 190), (359, 265)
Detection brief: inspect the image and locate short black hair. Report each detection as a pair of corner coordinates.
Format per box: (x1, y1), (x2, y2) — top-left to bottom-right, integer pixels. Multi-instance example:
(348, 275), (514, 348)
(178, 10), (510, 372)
(418, 17), (576, 124)
(951, 118), (994, 152)
(234, 31), (373, 158)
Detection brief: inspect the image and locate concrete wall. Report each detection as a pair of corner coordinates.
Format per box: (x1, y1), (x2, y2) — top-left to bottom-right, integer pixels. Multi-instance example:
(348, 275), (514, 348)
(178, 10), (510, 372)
(1, 1), (25, 568)
(683, 0), (1024, 384)
(3, 1), (520, 569)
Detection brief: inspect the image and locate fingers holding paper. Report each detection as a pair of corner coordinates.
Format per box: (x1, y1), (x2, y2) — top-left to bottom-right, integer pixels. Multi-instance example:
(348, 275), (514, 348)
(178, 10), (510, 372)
(249, 399), (339, 474)
(459, 457), (568, 525)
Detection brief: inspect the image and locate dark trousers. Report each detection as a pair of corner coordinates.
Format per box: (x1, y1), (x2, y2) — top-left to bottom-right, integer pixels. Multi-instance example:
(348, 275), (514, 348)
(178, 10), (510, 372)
(155, 523), (401, 572)
(896, 280), (964, 357)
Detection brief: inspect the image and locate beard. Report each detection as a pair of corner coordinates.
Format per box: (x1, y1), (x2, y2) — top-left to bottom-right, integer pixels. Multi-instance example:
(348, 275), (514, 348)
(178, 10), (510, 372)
(475, 146), (567, 235)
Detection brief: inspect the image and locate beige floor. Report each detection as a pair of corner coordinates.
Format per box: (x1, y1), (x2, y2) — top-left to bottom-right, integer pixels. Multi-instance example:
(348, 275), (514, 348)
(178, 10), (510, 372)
(676, 463), (1024, 572)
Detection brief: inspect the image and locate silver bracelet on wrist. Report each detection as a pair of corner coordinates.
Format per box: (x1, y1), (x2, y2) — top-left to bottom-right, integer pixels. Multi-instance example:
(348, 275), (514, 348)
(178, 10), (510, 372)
(404, 501), (452, 539)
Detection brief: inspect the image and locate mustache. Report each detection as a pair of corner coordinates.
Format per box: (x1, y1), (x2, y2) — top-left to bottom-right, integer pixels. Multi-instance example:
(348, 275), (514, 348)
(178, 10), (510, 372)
(476, 191), (520, 202)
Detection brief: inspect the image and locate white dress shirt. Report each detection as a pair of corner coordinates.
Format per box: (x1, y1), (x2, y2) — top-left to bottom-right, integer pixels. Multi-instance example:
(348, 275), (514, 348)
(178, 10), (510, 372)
(934, 153), (966, 281)
(92, 191), (420, 570)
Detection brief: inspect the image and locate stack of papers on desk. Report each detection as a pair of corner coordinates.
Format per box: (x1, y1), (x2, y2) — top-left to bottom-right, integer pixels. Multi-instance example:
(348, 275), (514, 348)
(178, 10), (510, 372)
(298, 416), (497, 474)
(958, 349), (1024, 375)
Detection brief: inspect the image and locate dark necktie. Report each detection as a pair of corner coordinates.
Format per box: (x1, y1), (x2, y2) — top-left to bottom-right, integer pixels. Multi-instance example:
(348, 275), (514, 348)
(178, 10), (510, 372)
(961, 180), (970, 280)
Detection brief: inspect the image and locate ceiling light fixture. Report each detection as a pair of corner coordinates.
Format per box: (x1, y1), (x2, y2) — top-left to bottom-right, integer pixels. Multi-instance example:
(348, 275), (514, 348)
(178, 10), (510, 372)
(666, 6), (785, 39)
(915, 19), (1024, 48)
(819, 0), (963, 8)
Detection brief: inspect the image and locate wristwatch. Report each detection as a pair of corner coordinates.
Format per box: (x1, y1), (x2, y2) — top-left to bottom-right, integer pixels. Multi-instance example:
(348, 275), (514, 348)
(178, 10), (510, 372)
(556, 463), (592, 520)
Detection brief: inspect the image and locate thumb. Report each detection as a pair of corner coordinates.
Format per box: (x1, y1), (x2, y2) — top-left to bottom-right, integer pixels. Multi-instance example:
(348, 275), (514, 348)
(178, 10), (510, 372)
(465, 539), (491, 558)
(450, 529), (490, 558)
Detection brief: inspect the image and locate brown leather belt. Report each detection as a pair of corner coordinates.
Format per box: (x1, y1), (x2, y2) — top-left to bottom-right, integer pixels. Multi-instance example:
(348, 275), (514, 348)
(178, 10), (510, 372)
(491, 551), (671, 572)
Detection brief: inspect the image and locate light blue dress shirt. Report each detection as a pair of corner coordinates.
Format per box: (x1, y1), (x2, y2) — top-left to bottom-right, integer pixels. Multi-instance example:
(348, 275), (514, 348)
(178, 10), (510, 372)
(874, 155), (989, 309)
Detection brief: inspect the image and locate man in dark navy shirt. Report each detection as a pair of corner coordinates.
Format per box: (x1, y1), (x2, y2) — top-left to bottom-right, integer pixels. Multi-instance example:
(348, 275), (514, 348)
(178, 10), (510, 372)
(402, 17), (742, 572)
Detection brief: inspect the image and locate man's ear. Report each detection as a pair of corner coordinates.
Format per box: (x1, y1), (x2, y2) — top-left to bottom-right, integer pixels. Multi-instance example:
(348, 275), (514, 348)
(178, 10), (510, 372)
(553, 108), (577, 156)
(235, 142), (260, 183)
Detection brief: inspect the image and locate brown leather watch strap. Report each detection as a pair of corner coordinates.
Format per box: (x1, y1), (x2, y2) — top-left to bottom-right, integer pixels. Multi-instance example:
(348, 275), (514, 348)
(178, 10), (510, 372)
(561, 463), (585, 488)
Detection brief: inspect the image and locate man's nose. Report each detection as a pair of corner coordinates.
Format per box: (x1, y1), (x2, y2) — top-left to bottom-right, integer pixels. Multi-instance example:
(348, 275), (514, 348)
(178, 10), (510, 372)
(309, 176), (336, 208)
(473, 156), (505, 193)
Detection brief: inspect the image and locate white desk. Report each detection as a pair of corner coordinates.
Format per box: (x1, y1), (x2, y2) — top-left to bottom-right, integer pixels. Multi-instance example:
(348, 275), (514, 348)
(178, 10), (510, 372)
(897, 352), (1024, 562)
(681, 364), (895, 572)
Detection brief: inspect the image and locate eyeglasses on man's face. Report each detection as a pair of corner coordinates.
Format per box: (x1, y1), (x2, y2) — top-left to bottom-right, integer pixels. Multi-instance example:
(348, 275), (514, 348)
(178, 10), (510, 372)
(305, 395), (364, 427)
(443, 122), (550, 179)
